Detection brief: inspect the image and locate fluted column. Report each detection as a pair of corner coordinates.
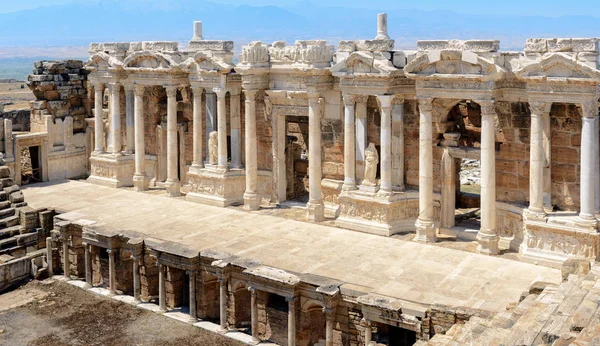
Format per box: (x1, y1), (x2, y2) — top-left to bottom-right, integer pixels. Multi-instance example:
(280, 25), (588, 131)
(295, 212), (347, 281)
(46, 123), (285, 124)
(244, 90), (261, 210)
(158, 262), (167, 312)
(93, 83), (105, 153)
(132, 253), (140, 303)
(355, 96), (368, 181)
(230, 91), (242, 169)
(165, 86), (181, 197)
(218, 276), (228, 333)
(108, 82), (122, 154)
(324, 308), (335, 346)
(415, 98), (436, 243)
(476, 101), (499, 255)
(392, 97), (405, 191)
(133, 85), (147, 191)
(307, 92), (325, 222)
(107, 248), (116, 295)
(62, 233), (70, 278)
(250, 287), (259, 344)
(286, 296), (296, 346)
(191, 87), (204, 169)
(205, 92), (217, 163)
(527, 101), (549, 219)
(187, 270), (197, 322)
(578, 100), (599, 226)
(84, 242), (91, 287)
(214, 88), (228, 170)
(342, 94), (357, 190)
(377, 95), (393, 195)
(125, 85), (135, 154)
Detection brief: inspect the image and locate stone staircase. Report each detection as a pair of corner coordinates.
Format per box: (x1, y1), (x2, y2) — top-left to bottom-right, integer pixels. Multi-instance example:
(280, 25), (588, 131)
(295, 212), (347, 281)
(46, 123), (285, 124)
(416, 265), (600, 346)
(0, 164), (33, 259)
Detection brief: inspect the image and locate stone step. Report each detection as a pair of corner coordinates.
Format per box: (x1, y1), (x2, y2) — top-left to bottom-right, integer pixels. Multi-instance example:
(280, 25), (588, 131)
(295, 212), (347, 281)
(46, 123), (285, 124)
(0, 201), (11, 211)
(501, 300), (559, 345)
(0, 237), (17, 250)
(0, 215), (20, 229)
(0, 225), (26, 240)
(14, 233), (37, 247)
(0, 207), (15, 219)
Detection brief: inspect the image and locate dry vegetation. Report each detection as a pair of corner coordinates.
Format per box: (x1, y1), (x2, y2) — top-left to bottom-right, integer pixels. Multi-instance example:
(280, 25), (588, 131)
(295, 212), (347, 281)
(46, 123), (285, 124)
(0, 82), (33, 111)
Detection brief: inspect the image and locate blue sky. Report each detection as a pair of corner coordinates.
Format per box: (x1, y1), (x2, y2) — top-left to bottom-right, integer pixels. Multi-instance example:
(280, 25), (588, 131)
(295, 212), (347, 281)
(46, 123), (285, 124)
(1, 0), (598, 16)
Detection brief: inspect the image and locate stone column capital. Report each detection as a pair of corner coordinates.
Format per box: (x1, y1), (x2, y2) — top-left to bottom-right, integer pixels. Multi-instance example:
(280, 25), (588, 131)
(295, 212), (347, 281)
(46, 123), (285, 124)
(307, 91), (321, 100)
(376, 94), (393, 109)
(322, 307), (336, 318)
(581, 100), (600, 118)
(285, 296), (297, 303)
(244, 89), (259, 101)
(191, 86), (204, 96)
(213, 87), (227, 98)
(248, 286), (257, 294)
(391, 95), (405, 105)
(186, 269), (197, 277)
(361, 318), (371, 327)
(93, 82), (105, 90)
(528, 101), (552, 116)
(165, 85), (179, 98)
(478, 100), (496, 115)
(106, 248), (114, 255)
(354, 95), (368, 104)
(417, 97), (433, 112)
(133, 84), (146, 96)
(107, 82), (121, 92)
(342, 94), (356, 106)
(123, 83), (134, 92)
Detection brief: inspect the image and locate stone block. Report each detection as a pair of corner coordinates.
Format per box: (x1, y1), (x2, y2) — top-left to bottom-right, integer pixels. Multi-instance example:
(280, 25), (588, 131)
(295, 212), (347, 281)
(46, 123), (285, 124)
(548, 38), (573, 52)
(524, 38), (548, 53)
(337, 40), (356, 52)
(141, 41), (179, 51)
(0, 167), (10, 179)
(561, 258), (591, 282)
(355, 39), (394, 52)
(188, 40), (234, 52)
(10, 191), (25, 204)
(392, 51), (406, 68)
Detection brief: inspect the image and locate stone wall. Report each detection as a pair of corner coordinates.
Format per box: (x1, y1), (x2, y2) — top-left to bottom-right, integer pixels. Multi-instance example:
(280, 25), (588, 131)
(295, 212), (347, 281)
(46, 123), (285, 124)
(0, 109), (30, 132)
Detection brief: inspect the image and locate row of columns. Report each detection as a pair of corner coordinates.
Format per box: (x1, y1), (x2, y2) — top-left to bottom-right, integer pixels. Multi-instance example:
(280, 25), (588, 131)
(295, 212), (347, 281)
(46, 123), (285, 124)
(93, 82), (135, 155)
(528, 100), (600, 226)
(341, 94), (405, 193)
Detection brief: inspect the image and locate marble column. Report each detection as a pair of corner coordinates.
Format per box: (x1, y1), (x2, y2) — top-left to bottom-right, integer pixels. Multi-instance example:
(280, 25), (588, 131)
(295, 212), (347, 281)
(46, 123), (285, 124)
(542, 112), (552, 212)
(84, 242), (91, 287)
(107, 248), (116, 295)
(324, 308), (334, 346)
(578, 100), (599, 225)
(62, 234), (70, 278)
(476, 101), (499, 255)
(187, 270), (197, 322)
(46, 237), (53, 277)
(125, 85), (135, 154)
(94, 83), (105, 153)
(191, 87), (204, 169)
(342, 95), (357, 191)
(165, 86), (181, 197)
(132, 254), (140, 303)
(355, 96), (368, 181)
(392, 97), (405, 191)
(377, 95), (393, 195)
(219, 276), (228, 332)
(363, 319), (372, 345)
(205, 92), (217, 163)
(286, 296), (296, 346)
(230, 91), (242, 169)
(414, 98), (436, 243)
(133, 85), (147, 191)
(244, 90), (261, 210)
(307, 92), (325, 222)
(594, 116), (600, 217)
(528, 101), (549, 219)
(158, 263), (167, 312)
(214, 88), (228, 170)
(108, 82), (122, 154)
(250, 287), (259, 344)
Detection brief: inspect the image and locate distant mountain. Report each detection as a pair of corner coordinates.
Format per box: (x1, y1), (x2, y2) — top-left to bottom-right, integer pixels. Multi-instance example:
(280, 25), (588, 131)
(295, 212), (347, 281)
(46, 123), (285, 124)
(0, 0), (599, 51)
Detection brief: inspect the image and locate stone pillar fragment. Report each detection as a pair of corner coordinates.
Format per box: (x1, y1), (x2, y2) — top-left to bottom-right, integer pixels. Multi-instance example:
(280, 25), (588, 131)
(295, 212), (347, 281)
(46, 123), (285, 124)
(125, 85), (135, 154)
(476, 101), (499, 255)
(542, 112), (552, 212)
(342, 95), (357, 190)
(132, 254), (140, 303)
(392, 98), (405, 191)
(46, 237), (53, 277)
(62, 234), (70, 278)
(158, 263), (167, 312)
(93, 83), (105, 153)
(244, 90), (261, 210)
(191, 87), (204, 168)
(307, 92), (324, 222)
(287, 296), (296, 346)
(107, 248), (116, 295)
(376, 13), (390, 40)
(324, 308), (334, 346)
(63, 116), (74, 151)
(187, 270), (197, 322)
(84, 242), (91, 287)
(414, 98), (436, 243)
(363, 319), (372, 345)
(133, 85), (147, 191)
(3, 119), (13, 160)
(230, 91), (242, 169)
(108, 82), (122, 154)
(205, 92), (217, 163)
(219, 276), (228, 333)
(165, 86), (181, 197)
(250, 287), (259, 344)
(377, 95), (393, 195)
(214, 88), (228, 170)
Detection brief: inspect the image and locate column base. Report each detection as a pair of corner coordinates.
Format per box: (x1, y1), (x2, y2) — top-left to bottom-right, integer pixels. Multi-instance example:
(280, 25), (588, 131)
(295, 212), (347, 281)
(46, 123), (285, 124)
(133, 298), (141, 305)
(524, 208), (547, 221)
(133, 174), (148, 192)
(158, 307), (167, 313)
(250, 337), (260, 345)
(341, 181), (357, 191)
(575, 215), (598, 230)
(476, 228), (499, 255)
(414, 218), (437, 243)
(244, 192), (261, 211)
(218, 327), (228, 334)
(307, 201), (325, 222)
(188, 317), (197, 324)
(165, 181), (181, 197)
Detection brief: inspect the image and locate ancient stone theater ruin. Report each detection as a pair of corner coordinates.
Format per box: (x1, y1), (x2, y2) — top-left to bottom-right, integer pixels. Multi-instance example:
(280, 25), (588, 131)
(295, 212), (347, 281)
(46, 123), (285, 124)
(3, 13), (600, 346)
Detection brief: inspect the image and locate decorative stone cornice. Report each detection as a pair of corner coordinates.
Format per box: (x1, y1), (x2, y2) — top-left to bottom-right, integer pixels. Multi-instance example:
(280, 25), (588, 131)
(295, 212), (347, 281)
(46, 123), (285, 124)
(239, 41), (270, 67)
(417, 40), (500, 53)
(404, 50), (505, 82)
(515, 52), (600, 83)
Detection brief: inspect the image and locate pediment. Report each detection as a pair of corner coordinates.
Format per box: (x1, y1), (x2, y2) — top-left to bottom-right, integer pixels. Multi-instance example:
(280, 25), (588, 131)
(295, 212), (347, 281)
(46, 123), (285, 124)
(331, 51), (399, 77)
(123, 51), (175, 69)
(404, 50), (505, 81)
(515, 53), (600, 81)
(86, 52), (123, 71)
(193, 51), (233, 72)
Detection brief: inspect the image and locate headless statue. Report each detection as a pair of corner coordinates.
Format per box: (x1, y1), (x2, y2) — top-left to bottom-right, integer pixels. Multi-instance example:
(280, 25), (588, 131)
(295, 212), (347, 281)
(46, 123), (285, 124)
(209, 131), (218, 165)
(362, 143), (379, 186)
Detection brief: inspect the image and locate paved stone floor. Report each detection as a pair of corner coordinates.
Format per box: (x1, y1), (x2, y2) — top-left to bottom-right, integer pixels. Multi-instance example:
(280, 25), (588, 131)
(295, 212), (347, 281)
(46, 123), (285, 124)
(22, 180), (561, 314)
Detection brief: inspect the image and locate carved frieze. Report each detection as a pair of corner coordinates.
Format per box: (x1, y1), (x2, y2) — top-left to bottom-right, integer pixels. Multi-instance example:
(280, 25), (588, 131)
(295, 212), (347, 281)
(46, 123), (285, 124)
(524, 226), (599, 259)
